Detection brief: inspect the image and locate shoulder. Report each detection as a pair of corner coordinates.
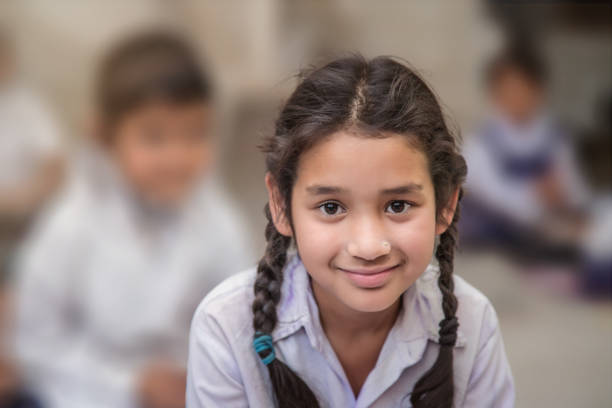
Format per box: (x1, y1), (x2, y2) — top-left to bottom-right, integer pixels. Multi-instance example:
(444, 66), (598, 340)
(453, 274), (497, 324)
(453, 274), (494, 313)
(188, 266), (274, 407)
(18, 180), (92, 255)
(452, 274), (506, 367)
(11, 181), (96, 292)
(408, 265), (501, 351)
(451, 276), (515, 406)
(417, 266), (501, 349)
(192, 266), (258, 342)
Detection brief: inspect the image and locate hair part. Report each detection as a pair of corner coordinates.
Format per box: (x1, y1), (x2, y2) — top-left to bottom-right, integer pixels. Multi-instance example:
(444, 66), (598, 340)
(253, 54), (467, 408)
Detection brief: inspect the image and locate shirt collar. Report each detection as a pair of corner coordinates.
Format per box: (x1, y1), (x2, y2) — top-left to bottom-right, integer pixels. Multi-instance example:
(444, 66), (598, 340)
(272, 253), (466, 348)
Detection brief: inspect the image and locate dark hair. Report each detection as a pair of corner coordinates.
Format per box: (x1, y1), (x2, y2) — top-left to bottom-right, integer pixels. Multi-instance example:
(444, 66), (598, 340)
(95, 30), (213, 136)
(485, 39), (547, 88)
(253, 55), (467, 407)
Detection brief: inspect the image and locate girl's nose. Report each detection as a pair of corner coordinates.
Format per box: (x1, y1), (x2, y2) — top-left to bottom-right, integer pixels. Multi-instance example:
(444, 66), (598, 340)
(346, 220), (391, 261)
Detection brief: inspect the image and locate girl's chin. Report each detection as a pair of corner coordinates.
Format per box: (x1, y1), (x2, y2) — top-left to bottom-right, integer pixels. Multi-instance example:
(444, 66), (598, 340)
(341, 290), (402, 314)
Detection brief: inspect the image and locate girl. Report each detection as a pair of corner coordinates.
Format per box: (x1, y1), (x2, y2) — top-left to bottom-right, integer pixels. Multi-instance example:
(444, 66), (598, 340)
(186, 55), (514, 407)
(12, 31), (254, 408)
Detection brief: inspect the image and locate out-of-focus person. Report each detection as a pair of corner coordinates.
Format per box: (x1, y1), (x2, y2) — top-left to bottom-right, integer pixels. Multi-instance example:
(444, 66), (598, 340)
(461, 40), (590, 262)
(0, 28), (63, 408)
(461, 39), (612, 297)
(10, 30), (254, 408)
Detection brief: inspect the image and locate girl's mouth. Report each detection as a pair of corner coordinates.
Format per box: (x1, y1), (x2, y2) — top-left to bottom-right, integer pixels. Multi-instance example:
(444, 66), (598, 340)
(338, 264), (400, 289)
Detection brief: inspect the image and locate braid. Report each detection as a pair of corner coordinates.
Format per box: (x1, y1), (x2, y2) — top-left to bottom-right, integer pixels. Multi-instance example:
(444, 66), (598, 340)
(411, 204), (461, 408)
(252, 205), (289, 333)
(252, 204), (320, 407)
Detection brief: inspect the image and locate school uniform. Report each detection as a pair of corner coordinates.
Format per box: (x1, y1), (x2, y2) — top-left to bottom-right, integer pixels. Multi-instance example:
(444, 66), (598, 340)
(186, 253), (515, 408)
(462, 111), (588, 228)
(12, 147), (255, 408)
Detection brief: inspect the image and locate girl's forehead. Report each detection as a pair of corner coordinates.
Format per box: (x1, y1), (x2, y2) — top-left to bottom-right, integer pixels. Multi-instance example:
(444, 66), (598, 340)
(295, 131), (432, 192)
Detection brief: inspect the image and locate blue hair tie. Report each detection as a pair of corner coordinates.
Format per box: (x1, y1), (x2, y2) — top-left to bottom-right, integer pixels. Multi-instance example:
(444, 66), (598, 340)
(253, 332), (275, 366)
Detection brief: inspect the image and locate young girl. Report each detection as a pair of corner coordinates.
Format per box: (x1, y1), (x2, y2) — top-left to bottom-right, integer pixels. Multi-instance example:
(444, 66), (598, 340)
(186, 56), (514, 407)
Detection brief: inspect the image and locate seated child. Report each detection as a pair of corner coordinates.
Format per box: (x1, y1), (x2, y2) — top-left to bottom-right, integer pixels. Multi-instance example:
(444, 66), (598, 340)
(12, 30), (254, 408)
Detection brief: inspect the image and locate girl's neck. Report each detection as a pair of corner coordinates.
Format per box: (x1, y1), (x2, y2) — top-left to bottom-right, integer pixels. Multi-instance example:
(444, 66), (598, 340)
(311, 278), (402, 397)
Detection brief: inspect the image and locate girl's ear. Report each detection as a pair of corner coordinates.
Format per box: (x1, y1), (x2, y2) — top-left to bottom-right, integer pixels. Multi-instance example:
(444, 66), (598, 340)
(265, 172), (293, 237)
(435, 187), (460, 235)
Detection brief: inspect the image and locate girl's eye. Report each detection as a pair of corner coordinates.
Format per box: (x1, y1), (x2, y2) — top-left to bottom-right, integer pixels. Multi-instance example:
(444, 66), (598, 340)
(385, 200), (411, 214)
(319, 201), (345, 216)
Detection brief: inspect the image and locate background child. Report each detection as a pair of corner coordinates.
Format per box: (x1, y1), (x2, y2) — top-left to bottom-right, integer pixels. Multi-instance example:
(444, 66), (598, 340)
(186, 56), (514, 407)
(460, 41), (590, 262)
(461, 41), (612, 298)
(11, 31), (254, 408)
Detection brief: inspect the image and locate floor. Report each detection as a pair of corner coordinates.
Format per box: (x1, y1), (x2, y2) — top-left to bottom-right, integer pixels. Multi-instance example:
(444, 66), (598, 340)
(456, 252), (612, 408)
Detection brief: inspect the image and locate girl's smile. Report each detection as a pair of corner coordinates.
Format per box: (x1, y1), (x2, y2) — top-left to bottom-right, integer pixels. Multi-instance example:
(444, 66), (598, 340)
(336, 262), (403, 289)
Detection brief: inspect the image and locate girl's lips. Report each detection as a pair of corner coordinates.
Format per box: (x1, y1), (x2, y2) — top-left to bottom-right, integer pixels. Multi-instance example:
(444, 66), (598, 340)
(339, 264), (399, 288)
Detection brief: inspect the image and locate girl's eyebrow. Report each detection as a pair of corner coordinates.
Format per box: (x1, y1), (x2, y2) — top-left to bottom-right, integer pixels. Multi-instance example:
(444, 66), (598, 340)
(305, 183), (423, 195)
(305, 185), (347, 195)
(381, 183), (423, 195)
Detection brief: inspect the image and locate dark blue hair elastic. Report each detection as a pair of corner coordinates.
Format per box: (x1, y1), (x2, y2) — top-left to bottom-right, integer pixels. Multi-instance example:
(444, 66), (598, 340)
(253, 332), (275, 366)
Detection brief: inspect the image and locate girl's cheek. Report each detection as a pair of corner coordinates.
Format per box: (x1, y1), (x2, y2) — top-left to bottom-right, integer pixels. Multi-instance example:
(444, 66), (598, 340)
(293, 213), (344, 260)
(389, 215), (437, 260)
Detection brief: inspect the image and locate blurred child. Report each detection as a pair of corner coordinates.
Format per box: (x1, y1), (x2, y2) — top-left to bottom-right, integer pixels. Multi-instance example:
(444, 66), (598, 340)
(11, 31), (254, 408)
(461, 42), (590, 262)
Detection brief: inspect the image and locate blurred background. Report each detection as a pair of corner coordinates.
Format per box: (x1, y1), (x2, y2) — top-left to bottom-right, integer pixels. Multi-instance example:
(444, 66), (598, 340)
(0, 1), (610, 407)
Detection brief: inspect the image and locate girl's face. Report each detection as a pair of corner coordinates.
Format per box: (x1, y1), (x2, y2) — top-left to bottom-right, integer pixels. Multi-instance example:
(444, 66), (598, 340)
(110, 101), (214, 207)
(269, 131), (454, 314)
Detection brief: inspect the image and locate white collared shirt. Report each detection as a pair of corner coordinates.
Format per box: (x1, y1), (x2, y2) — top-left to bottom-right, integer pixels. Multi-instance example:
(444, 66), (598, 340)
(463, 111), (589, 225)
(186, 254), (515, 407)
(12, 148), (255, 408)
